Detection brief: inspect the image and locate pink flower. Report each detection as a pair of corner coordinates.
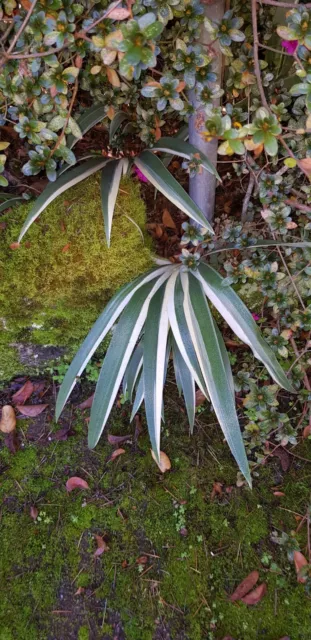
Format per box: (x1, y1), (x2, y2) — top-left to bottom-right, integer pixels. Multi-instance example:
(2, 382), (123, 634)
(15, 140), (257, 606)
(281, 39), (298, 55)
(133, 166), (148, 183)
(252, 313), (260, 322)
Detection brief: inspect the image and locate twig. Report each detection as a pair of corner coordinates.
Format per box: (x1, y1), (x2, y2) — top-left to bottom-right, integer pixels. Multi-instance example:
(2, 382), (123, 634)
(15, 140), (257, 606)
(241, 173), (255, 222)
(251, 0), (269, 111)
(6, 0), (39, 56)
(8, 45), (66, 61)
(259, 42), (293, 58)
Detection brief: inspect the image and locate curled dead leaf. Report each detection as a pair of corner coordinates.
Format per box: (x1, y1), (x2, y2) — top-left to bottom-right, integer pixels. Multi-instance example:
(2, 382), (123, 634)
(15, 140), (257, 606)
(293, 550), (308, 583)
(0, 405), (16, 434)
(151, 450), (171, 473)
(16, 404), (48, 417)
(12, 380), (34, 405)
(77, 394), (94, 410)
(66, 476), (90, 492)
(94, 534), (109, 557)
(240, 582), (267, 605)
(229, 570), (259, 602)
(108, 447), (126, 462)
(30, 506), (38, 521)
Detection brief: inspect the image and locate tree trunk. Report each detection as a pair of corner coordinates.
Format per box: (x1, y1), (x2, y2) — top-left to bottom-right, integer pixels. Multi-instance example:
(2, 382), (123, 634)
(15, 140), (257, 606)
(189, 0), (225, 223)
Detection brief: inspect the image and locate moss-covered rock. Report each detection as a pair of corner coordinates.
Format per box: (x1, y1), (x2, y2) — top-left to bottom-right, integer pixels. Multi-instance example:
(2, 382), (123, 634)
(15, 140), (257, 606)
(0, 175), (153, 379)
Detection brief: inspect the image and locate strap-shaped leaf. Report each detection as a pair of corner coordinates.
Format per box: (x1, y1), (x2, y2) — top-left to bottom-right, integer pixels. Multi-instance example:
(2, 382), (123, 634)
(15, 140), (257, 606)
(88, 271), (171, 449)
(109, 111), (130, 143)
(130, 372), (144, 421)
(167, 271), (207, 396)
(196, 263), (295, 393)
(100, 158), (124, 246)
(18, 157), (109, 243)
(143, 282), (170, 458)
(183, 272), (251, 485)
(207, 239), (311, 256)
(150, 137), (220, 180)
(213, 320), (235, 398)
(0, 196), (24, 213)
(123, 341), (143, 401)
(56, 265), (173, 420)
(134, 151), (214, 234)
(67, 104), (107, 150)
(172, 336), (195, 432)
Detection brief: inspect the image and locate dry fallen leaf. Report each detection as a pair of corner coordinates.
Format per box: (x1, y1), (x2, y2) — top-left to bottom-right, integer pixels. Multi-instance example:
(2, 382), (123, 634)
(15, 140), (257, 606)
(77, 394), (94, 410)
(299, 157), (311, 180)
(293, 550), (308, 583)
(229, 570), (259, 602)
(12, 380), (34, 405)
(107, 434), (131, 445)
(106, 67), (120, 88)
(273, 491), (285, 497)
(211, 482), (223, 501)
(30, 506), (38, 521)
(74, 586), (85, 596)
(272, 446), (290, 472)
(151, 450), (171, 473)
(108, 447), (126, 462)
(16, 404), (48, 417)
(195, 389), (206, 407)
(136, 555), (148, 565)
(94, 534), (109, 557)
(0, 405), (16, 434)
(240, 582), (267, 605)
(303, 424), (311, 439)
(162, 209), (176, 230)
(66, 477), (90, 492)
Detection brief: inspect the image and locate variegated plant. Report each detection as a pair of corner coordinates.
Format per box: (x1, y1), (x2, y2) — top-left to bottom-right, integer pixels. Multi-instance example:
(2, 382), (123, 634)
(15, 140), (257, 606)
(17, 106), (219, 246)
(56, 256), (300, 486)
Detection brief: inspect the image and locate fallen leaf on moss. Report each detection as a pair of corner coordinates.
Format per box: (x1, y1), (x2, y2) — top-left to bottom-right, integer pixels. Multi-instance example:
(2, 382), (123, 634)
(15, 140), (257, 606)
(151, 450), (171, 473)
(16, 404), (48, 417)
(211, 482), (223, 501)
(77, 394), (94, 410)
(136, 555), (148, 565)
(293, 550), (308, 583)
(229, 570), (259, 602)
(0, 405), (16, 434)
(12, 380), (34, 405)
(10, 242), (20, 250)
(66, 477), (90, 492)
(94, 534), (109, 557)
(74, 587), (85, 596)
(272, 446), (290, 472)
(62, 243), (71, 253)
(108, 447), (125, 462)
(240, 582), (267, 605)
(107, 434), (131, 445)
(273, 491), (285, 497)
(30, 506), (38, 521)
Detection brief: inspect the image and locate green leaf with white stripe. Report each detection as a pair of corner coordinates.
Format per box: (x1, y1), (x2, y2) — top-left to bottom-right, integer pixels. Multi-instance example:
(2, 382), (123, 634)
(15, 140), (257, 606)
(88, 273), (171, 449)
(56, 266), (172, 420)
(184, 272), (251, 485)
(134, 151), (214, 234)
(100, 158), (124, 246)
(143, 282), (169, 459)
(18, 157), (109, 243)
(123, 341), (143, 401)
(130, 372), (144, 421)
(213, 320), (235, 398)
(195, 263), (295, 393)
(150, 137), (220, 181)
(172, 336), (195, 432)
(67, 104), (107, 150)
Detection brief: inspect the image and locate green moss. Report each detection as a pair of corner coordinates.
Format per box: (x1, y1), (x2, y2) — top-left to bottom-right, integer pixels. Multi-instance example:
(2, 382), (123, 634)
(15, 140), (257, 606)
(0, 175), (153, 379)
(0, 400), (311, 638)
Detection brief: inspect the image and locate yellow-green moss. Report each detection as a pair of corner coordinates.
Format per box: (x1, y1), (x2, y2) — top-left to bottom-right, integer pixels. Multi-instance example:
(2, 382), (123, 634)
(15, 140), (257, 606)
(0, 175), (153, 379)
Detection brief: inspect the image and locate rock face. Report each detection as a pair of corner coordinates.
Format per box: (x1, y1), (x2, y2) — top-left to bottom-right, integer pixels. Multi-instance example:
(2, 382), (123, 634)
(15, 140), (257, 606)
(0, 175), (153, 379)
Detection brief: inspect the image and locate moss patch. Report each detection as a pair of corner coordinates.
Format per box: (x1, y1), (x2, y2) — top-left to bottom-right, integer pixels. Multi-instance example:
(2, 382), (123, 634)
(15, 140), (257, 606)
(0, 390), (310, 639)
(0, 176), (153, 379)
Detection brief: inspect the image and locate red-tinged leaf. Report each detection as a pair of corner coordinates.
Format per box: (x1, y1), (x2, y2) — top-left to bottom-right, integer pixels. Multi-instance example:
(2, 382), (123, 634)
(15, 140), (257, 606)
(75, 586), (85, 596)
(94, 534), (109, 557)
(272, 446), (290, 472)
(62, 243), (71, 253)
(176, 81), (186, 93)
(108, 447), (125, 462)
(162, 208), (176, 230)
(299, 157), (311, 181)
(108, 7), (131, 19)
(293, 550), (308, 583)
(273, 491), (285, 497)
(240, 582), (267, 605)
(12, 380), (34, 405)
(303, 424), (311, 438)
(106, 67), (120, 88)
(16, 404), (48, 417)
(77, 394), (94, 410)
(10, 242), (20, 250)
(51, 426), (76, 441)
(107, 433), (131, 445)
(30, 506), (38, 521)
(66, 476), (90, 492)
(229, 571), (259, 602)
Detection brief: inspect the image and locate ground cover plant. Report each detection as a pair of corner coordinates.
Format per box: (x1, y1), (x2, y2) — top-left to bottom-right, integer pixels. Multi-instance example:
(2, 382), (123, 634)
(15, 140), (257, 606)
(0, 0), (311, 636)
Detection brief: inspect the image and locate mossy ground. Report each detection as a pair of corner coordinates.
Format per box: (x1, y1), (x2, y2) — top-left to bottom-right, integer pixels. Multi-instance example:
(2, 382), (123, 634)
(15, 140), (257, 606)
(0, 176), (153, 380)
(0, 379), (310, 640)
